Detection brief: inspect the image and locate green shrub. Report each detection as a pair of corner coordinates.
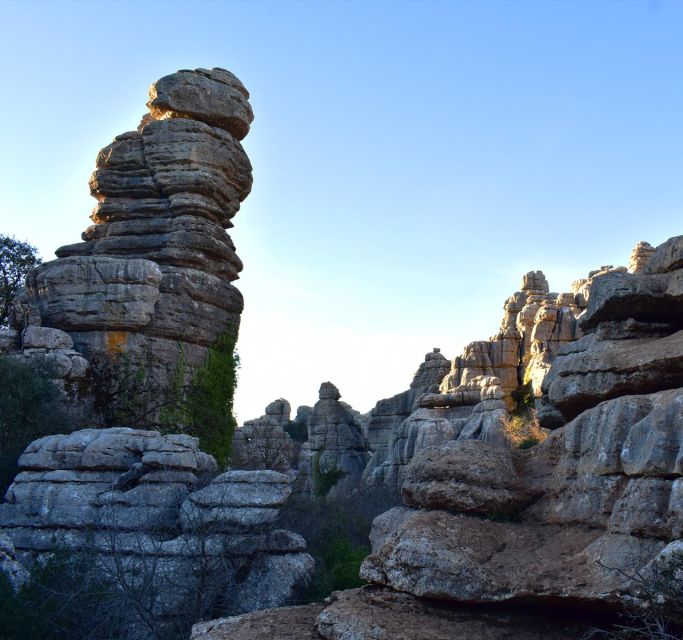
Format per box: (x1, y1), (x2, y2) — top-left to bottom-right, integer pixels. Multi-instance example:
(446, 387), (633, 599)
(184, 328), (240, 467)
(0, 552), (119, 640)
(310, 452), (347, 497)
(284, 420), (308, 442)
(277, 489), (400, 603)
(0, 357), (73, 496)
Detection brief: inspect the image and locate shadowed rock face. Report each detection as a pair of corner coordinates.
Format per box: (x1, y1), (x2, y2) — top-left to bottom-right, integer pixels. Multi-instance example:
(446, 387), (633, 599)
(11, 67), (254, 393)
(0, 428), (314, 633)
(306, 382), (370, 494)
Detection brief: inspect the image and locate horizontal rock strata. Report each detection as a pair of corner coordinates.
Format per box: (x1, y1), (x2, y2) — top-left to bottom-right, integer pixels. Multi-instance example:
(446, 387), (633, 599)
(9, 67), (254, 398)
(0, 428), (313, 633)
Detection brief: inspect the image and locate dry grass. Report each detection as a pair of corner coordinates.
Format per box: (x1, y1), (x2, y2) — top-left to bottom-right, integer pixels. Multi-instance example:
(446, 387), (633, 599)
(502, 410), (548, 449)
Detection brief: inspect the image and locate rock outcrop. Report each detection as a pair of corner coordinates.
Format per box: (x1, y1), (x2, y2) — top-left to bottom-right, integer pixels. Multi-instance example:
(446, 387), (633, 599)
(232, 399), (296, 471)
(362, 270), (594, 492)
(192, 587), (588, 640)
(362, 349), (451, 487)
(6, 67), (254, 407)
(539, 235), (683, 427)
(0, 326), (90, 395)
(192, 235), (683, 639)
(439, 270), (583, 406)
(0, 427), (313, 635)
(305, 382), (370, 495)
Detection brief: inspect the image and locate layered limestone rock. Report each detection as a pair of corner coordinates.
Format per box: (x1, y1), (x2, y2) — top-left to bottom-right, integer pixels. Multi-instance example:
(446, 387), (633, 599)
(0, 428), (313, 633)
(8, 67), (254, 401)
(362, 349), (451, 486)
(232, 399), (296, 471)
(306, 382), (370, 495)
(539, 234), (683, 427)
(361, 388), (683, 610)
(0, 326), (90, 394)
(192, 234), (683, 640)
(439, 270), (583, 408)
(628, 240), (656, 273)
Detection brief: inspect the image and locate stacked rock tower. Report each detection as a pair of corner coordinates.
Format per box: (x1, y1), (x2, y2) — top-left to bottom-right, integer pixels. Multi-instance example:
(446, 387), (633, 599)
(12, 68), (253, 391)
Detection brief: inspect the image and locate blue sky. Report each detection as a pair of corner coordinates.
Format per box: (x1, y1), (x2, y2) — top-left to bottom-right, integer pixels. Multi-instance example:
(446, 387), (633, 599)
(1, 0), (681, 420)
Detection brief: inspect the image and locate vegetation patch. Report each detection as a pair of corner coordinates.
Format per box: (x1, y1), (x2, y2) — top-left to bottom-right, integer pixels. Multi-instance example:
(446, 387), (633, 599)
(311, 452), (347, 498)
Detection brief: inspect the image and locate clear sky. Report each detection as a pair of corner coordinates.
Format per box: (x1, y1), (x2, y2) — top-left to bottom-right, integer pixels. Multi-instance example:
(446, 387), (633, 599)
(0, 0), (681, 421)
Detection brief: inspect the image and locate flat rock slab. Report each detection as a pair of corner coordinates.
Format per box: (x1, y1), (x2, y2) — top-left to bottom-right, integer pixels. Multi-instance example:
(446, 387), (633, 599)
(190, 603), (323, 640)
(316, 587), (588, 640)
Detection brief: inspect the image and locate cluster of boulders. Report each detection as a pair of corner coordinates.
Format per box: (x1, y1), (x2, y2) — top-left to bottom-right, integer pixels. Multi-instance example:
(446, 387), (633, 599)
(0, 428), (313, 636)
(233, 242), (677, 498)
(192, 233), (683, 639)
(1, 66), (253, 406)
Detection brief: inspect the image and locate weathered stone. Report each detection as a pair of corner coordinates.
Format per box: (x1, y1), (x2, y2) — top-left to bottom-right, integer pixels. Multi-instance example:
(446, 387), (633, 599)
(645, 234), (683, 274)
(543, 330), (683, 422)
(7, 67), (254, 417)
(21, 326), (73, 350)
(362, 350), (451, 489)
(628, 240), (656, 273)
(190, 604), (324, 640)
(316, 587), (588, 640)
(0, 533), (29, 591)
(148, 67), (253, 141)
(0, 428), (313, 631)
(233, 401), (296, 472)
(307, 383), (370, 494)
(402, 440), (535, 515)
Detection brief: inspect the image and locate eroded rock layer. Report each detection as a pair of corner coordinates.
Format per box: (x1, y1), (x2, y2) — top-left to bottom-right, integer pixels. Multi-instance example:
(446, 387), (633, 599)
(10, 67), (253, 393)
(0, 428), (313, 634)
(192, 235), (683, 639)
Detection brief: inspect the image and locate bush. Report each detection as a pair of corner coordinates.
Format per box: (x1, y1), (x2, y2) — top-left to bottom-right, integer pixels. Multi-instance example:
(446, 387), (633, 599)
(502, 411), (547, 449)
(0, 552), (118, 640)
(277, 489), (400, 602)
(0, 235), (41, 329)
(184, 328), (240, 467)
(0, 357), (74, 496)
(583, 550), (683, 640)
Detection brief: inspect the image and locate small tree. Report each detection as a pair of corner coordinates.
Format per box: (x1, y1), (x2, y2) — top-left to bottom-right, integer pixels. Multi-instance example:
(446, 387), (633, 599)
(0, 235), (41, 328)
(0, 357), (72, 496)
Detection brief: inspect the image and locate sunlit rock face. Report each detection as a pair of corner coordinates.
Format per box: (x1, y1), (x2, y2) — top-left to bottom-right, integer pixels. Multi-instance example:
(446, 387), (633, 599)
(10, 68), (253, 393)
(539, 234), (683, 427)
(439, 269), (584, 409)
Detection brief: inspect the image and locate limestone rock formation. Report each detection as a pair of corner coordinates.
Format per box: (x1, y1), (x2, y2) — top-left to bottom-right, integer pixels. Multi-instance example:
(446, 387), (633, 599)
(192, 586), (588, 639)
(540, 234), (683, 427)
(7, 67), (254, 407)
(361, 387), (683, 609)
(362, 349), (451, 486)
(232, 399), (296, 471)
(0, 326), (90, 394)
(0, 428), (313, 635)
(628, 240), (656, 273)
(439, 270), (583, 407)
(193, 234), (683, 640)
(306, 382), (370, 495)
